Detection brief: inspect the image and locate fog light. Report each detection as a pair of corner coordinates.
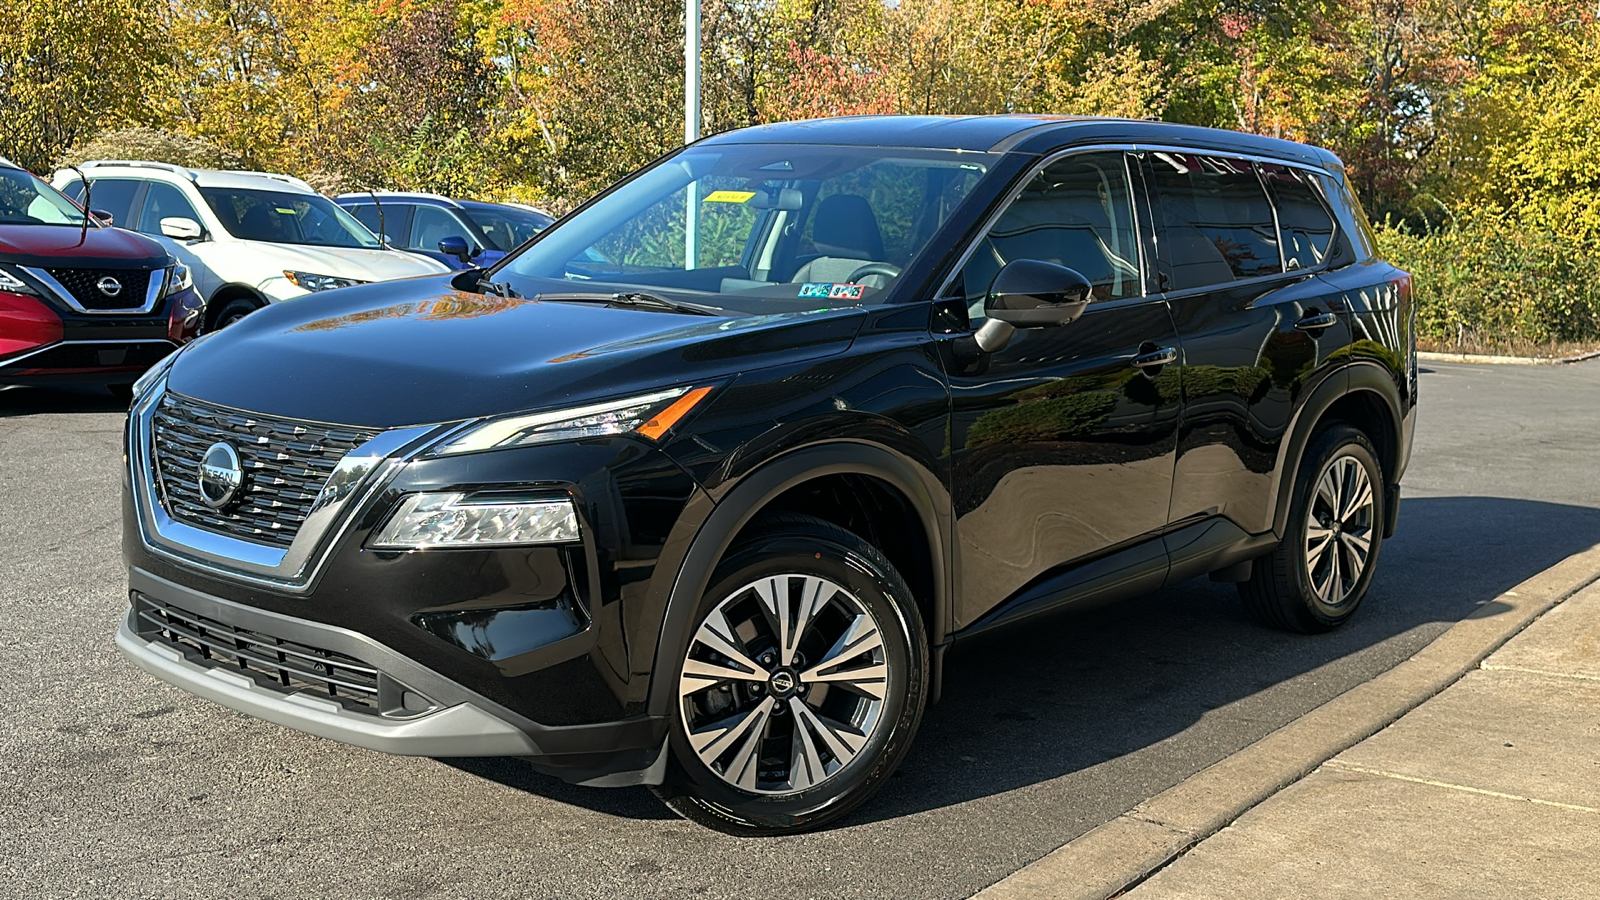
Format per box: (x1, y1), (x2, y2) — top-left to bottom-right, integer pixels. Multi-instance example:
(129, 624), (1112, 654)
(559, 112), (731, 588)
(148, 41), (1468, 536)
(368, 493), (580, 549)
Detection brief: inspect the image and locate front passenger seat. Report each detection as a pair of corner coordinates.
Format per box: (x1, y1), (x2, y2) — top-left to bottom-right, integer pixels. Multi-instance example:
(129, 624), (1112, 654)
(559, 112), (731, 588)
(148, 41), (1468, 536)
(791, 194), (885, 284)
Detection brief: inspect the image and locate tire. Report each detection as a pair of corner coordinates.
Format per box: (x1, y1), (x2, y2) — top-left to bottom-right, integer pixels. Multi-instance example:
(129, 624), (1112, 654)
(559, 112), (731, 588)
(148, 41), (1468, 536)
(652, 513), (928, 835)
(209, 297), (261, 331)
(1240, 424), (1384, 633)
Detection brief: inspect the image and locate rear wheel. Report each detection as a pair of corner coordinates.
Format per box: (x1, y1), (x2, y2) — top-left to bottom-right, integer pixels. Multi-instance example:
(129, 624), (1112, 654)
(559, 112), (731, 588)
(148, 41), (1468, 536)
(653, 514), (927, 835)
(1240, 424), (1384, 633)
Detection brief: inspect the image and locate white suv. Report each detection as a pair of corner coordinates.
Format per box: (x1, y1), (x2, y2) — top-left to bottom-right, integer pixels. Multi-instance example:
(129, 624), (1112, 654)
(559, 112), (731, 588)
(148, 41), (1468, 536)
(51, 161), (449, 329)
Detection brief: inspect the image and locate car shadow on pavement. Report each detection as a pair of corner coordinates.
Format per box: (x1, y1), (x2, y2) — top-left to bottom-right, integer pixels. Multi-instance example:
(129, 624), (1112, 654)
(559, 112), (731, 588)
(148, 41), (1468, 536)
(0, 384), (126, 417)
(431, 495), (1600, 829)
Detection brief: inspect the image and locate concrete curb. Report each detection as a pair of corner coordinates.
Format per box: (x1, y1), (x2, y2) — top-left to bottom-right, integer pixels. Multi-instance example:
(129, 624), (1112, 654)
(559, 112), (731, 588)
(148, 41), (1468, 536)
(971, 541), (1600, 900)
(1418, 349), (1600, 366)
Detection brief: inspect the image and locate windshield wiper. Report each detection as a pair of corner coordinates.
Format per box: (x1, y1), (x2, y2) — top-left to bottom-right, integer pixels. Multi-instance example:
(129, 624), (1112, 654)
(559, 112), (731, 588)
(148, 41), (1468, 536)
(533, 291), (720, 316)
(479, 278), (523, 299)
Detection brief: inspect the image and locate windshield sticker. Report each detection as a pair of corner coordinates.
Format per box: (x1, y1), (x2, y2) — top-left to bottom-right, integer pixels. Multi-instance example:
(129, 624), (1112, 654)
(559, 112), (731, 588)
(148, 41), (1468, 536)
(702, 190), (756, 204)
(274, 207), (297, 215)
(799, 282), (866, 300)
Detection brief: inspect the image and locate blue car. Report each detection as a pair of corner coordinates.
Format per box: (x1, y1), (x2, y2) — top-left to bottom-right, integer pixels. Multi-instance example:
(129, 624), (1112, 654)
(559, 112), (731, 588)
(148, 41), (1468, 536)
(335, 192), (554, 270)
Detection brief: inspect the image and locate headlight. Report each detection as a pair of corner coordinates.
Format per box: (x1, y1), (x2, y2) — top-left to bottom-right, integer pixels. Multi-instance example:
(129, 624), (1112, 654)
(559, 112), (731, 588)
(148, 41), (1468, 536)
(431, 386), (714, 456)
(368, 492), (580, 549)
(167, 263), (193, 294)
(0, 265), (41, 297)
(283, 270), (367, 292)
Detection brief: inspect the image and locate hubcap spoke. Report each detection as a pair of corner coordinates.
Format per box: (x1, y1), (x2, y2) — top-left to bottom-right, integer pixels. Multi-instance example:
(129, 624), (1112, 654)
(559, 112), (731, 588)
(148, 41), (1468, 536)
(1341, 470), (1373, 523)
(791, 696), (868, 769)
(801, 614), (888, 699)
(756, 575), (836, 667)
(689, 608), (769, 683)
(689, 696), (775, 777)
(787, 697), (828, 791)
(680, 656), (768, 693)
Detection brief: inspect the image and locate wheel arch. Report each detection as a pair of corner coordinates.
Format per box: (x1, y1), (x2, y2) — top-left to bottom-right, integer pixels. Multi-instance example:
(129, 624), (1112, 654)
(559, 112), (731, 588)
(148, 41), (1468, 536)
(645, 441), (950, 718)
(1268, 362), (1403, 539)
(204, 283), (269, 330)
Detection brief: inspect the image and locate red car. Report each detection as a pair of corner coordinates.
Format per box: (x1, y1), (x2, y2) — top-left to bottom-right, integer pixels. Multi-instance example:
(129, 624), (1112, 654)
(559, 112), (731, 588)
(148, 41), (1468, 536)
(1, 157), (202, 397)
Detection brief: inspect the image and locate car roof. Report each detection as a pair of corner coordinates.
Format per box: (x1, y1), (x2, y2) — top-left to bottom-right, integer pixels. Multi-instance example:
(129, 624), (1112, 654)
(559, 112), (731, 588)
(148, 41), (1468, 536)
(334, 191), (460, 208)
(58, 161), (318, 193)
(699, 115), (1339, 169)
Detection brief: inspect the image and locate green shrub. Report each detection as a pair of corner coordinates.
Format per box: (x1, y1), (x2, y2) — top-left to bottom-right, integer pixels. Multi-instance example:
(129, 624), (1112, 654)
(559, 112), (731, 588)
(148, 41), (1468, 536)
(1375, 212), (1600, 351)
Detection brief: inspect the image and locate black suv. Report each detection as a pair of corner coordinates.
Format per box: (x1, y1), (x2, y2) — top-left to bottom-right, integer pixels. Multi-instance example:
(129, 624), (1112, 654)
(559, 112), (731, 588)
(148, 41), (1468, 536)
(118, 116), (1415, 834)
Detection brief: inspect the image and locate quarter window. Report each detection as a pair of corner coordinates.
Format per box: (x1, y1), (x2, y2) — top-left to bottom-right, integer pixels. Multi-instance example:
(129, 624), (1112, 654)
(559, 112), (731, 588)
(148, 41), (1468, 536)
(952, 151), (1142, 317)
(1149, 153), (1282, 290)
(1261, 164), (1337, 271)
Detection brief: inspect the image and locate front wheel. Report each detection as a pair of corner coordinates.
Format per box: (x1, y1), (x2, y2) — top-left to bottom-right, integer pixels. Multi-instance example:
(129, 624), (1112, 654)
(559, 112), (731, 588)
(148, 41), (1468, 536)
(1239, 424), (1384, 633)
(653, 514), (927, 835)
(209, 297), (262, 331)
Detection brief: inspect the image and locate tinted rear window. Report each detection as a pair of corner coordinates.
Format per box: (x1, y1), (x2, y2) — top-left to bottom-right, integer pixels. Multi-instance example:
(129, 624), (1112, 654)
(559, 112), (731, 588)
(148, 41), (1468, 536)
(73, 178), (143, 229)
(1149, 153), (1282, 291)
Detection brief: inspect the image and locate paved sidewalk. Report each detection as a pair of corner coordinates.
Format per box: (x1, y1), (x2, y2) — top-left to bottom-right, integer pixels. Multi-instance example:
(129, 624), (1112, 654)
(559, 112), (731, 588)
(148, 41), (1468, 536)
(1120, 580), (1600, 900)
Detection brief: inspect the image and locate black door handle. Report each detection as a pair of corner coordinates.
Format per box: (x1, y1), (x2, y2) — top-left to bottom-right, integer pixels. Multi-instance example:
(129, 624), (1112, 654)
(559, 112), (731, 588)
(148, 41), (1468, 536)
(1295, 311), (1338, 333)
(1131, 346), (1178, 370)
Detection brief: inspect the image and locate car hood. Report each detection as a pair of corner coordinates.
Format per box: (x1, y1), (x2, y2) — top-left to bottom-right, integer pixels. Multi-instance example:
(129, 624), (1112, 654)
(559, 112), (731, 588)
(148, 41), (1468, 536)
(166, 276), (866, 428)
(0, 224), (170, 268)
(241, 242), (450, 282)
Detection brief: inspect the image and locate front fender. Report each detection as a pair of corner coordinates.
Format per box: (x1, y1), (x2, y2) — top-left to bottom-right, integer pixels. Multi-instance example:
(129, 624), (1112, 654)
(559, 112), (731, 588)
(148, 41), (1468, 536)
(643, 439), (952, 718)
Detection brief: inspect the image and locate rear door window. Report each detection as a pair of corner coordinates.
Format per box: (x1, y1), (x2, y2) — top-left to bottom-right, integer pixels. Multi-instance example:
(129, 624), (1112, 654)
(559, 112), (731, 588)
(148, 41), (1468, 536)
(136, 182), (202, 235)
(1149, 153), (1282, 291)
(1261, 164), (1337, 271)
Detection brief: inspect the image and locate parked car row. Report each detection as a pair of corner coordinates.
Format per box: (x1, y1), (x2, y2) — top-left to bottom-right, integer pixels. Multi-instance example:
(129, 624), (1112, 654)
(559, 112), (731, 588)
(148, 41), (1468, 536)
(2, 154), (559, 395)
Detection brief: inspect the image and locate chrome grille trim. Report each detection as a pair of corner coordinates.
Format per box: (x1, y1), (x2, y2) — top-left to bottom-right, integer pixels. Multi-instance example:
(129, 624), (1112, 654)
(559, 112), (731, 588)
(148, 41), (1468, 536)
(153, 392), (378, 547)
(128, 380), (452, 592)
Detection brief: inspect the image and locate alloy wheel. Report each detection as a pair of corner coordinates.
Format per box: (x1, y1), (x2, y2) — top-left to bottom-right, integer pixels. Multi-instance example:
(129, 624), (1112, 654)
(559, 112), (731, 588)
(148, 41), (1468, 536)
(1305, 454), (1375, 606)
(677, 573), (891, 795)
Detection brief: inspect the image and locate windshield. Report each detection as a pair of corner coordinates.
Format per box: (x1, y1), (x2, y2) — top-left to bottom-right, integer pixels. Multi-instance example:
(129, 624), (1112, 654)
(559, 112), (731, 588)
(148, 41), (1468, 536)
(497, 144), (995, 311)
(459, 202), (552, 252)
(0, 166), (89, 227)
(200, 187), (383, 248)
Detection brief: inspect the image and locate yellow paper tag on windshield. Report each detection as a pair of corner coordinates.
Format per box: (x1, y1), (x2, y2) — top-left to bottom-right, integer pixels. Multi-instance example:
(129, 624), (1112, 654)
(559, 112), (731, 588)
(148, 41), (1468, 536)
(702, 190), (756, 204)
(274, 207), (297, 215)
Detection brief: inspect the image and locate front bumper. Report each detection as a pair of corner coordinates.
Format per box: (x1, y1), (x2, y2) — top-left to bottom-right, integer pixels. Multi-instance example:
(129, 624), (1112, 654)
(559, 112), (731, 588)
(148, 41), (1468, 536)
(119, 567), (667, 782)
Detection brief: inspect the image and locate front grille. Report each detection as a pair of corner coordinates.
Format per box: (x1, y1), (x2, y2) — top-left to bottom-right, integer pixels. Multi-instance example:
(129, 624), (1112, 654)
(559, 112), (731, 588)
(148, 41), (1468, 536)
(152, 391), (378, 548)
(133, 593), (381, 713)
(45, 266), (155, 311)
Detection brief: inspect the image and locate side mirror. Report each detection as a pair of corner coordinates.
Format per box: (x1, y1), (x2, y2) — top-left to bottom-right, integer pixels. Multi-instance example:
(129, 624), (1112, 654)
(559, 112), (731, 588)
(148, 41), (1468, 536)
(90, 209), (115, 227)
(974, 260), (1094, 352)
(438, 235), (474, 264)
(159, 217), (205, 241)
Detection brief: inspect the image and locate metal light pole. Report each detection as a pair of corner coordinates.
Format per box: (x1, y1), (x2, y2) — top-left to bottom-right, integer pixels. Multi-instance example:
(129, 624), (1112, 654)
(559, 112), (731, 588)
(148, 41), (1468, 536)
(684, 0), (701, 269)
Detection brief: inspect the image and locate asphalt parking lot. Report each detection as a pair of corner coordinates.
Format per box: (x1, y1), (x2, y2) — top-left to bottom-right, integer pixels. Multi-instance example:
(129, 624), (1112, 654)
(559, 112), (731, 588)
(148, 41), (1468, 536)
(4, 360), (1599, 900)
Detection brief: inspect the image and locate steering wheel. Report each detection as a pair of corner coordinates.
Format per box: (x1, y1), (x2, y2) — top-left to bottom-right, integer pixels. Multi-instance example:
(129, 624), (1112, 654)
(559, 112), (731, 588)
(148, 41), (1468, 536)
(846, 262), (902, 289)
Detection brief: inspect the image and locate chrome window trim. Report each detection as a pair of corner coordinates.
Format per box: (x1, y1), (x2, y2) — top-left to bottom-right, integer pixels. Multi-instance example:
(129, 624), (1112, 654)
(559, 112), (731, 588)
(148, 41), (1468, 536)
(935, 143), (1151, 304)
(20, 264), (168, 315)
(128, 383), (462, 593)
(0, 338), (178, 368)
